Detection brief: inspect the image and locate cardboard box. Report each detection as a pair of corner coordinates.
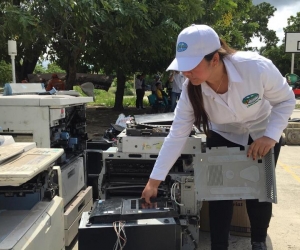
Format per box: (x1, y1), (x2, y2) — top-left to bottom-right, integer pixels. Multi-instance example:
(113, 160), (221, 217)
(230, 200), (251, 237)
(200, 200), (251, 237)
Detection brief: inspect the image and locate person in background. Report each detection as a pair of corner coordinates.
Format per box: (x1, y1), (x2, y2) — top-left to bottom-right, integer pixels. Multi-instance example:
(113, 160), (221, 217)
(135, 74), (145, 109)
(164, 77), (173, 99)
(46, 73), (65, 91)
(169, 70), (186, 112)
(142, 24), (296, 250)
(141, 73), (146, 106)
(151, 75), (161, 95)
(155, 82), (168, 107)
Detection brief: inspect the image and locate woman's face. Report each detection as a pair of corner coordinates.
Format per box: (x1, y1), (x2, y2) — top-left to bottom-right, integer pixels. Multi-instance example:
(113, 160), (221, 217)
(182, 54), (218, 85)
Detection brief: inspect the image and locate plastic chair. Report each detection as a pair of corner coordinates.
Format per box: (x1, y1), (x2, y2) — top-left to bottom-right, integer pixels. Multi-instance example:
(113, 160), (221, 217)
(285, 73), (300, 84)
(147, 94), (166, 113)
(147, 94), (157, 106)
(285, 73), (300, 92)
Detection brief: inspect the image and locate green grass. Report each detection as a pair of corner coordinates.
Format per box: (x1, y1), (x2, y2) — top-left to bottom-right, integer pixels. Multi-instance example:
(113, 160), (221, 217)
(74, 86), (150, 107)
(74, 86), (300, 109)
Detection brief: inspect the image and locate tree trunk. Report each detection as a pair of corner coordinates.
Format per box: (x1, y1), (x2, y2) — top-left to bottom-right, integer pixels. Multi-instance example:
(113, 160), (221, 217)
(66, 48), (80, 90)
(66, 60), (76, 90)
(113, 70), (126, 111)
(15, 57), (39, 82)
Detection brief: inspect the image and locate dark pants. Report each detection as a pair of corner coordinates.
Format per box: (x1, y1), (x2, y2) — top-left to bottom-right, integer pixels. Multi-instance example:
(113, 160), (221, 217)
(171, 92), (181, 112)
(206, 131), (281, 250)
(136, 89), (144, 108)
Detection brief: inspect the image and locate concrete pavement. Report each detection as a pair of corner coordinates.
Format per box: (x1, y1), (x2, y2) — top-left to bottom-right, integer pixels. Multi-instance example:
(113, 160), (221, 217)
(197, 145), (300, 250)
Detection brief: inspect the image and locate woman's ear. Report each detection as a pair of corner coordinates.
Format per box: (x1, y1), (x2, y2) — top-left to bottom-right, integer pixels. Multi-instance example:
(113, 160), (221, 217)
(212, 53), (220, 67)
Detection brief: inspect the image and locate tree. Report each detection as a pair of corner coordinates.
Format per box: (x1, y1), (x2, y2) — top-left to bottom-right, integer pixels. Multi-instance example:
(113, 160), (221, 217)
(261, 12), (300, 76)
(196, 1), (278, 50)
(0, 0), (282, 109)
(33, 64), (47, 74)
(47, 63), (65, 74)
(283, 12), (300, 75)
(0, 1), (51, 81)
(0, 61), (12, 86)
(85, 0), (205, 110)
(260, 45), (292, 75)
(43, 0), (111, 90)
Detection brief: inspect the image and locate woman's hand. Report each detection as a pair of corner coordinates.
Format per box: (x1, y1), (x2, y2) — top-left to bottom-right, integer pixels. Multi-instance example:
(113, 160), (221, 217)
(247, 136), (277, 160)
(141, 179), (161, 203)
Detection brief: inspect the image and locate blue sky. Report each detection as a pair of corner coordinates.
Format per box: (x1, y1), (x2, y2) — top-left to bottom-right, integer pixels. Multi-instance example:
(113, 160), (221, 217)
(250, 0), (300, 47)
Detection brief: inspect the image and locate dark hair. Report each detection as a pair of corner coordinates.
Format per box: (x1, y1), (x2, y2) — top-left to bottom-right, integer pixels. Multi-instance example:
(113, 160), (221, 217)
(155, 82), (161, 87)
(187, 38), (236, 136)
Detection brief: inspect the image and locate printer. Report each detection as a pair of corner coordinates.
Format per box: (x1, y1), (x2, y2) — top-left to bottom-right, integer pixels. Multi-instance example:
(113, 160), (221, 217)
(0, 85), (94, 246)
(0, 136), (65, 250)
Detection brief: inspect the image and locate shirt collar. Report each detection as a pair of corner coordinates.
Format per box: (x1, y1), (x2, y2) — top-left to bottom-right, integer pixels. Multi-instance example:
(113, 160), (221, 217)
(202, 55), (243, 95)
(223, 56), (243, 84)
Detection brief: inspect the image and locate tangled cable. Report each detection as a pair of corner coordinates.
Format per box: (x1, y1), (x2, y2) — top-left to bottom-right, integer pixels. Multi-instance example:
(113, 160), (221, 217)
(113, 221), (127, 250)
(170, 182), (184, 206)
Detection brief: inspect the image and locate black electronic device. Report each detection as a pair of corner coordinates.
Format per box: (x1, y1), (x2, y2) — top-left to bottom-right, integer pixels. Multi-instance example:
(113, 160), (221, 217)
(78, 212), (181, 250)
(86, 139), (114, 199)
(88, 198), (178, 224)
(86, 139), (113, 176)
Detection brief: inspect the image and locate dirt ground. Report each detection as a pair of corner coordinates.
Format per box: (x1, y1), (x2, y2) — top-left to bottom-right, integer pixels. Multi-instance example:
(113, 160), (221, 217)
(85, 105), (154, 139)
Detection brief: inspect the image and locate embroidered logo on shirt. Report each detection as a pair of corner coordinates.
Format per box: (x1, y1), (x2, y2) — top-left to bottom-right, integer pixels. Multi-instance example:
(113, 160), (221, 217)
(177, 42), (188, 52)
(242, 93), (261, 107)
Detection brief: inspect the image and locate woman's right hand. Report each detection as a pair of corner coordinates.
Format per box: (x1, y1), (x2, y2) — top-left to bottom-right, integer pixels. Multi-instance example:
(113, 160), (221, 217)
(141, 179), (161, 203)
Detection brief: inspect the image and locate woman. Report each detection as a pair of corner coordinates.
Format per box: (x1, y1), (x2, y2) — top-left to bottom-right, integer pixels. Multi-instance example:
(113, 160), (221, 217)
(155, 82), (169, 106)
(141, 24), (296, 250)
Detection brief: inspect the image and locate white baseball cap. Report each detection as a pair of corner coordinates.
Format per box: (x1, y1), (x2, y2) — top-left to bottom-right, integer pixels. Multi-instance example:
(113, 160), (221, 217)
(167, 24), (221, 71)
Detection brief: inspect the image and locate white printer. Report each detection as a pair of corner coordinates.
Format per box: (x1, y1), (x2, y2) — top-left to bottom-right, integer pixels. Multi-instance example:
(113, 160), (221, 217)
(0, 137), (65, 250)
(0, 86), (94, 246)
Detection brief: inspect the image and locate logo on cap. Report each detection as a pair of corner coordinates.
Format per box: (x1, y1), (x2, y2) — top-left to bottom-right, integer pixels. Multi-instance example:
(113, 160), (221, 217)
(177, 42), (188, 52)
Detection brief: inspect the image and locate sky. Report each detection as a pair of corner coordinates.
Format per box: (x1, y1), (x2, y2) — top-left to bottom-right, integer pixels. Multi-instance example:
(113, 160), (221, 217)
(249, 0), (300, 48)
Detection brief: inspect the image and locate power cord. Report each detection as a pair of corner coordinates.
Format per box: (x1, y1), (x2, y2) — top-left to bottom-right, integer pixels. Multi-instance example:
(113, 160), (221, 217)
(170, 176), (194, 207)
(170, 182), (184, 206)
(113, 221), (127, 250)
(183, 227), (198, 250)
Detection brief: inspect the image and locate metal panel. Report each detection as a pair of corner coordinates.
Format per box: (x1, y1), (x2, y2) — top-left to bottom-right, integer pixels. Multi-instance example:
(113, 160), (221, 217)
(193, 146), (277, 203)
(61, 156), (85, 206)
(117, 131), (202, 154)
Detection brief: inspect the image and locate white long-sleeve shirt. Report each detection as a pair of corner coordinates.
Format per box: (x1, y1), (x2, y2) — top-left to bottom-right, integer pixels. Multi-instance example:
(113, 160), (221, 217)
(172, 72), (186, 93)
(135, 78), (142, 89)
(150, 51), (296, 181)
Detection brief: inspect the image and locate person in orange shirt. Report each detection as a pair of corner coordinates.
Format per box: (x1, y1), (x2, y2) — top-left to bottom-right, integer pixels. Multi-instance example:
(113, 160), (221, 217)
(46, 74), (65, 91)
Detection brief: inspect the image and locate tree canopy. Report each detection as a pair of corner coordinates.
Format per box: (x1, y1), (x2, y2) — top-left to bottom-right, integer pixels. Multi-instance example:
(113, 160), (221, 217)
(260, 12), (300, 76)
(0, 0), (292, 110)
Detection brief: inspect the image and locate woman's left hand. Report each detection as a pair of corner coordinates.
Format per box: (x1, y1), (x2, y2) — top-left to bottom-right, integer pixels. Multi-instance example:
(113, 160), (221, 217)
(247, 136), (277, 160)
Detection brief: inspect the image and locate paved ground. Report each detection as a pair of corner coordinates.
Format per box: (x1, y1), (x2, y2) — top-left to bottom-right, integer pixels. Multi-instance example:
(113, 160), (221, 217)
(68, 109), (300, 250)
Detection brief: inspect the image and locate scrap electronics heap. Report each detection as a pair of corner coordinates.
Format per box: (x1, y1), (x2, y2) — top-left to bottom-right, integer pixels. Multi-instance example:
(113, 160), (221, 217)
(80, 113), (277, 250)
(81, 113), (203, 250)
